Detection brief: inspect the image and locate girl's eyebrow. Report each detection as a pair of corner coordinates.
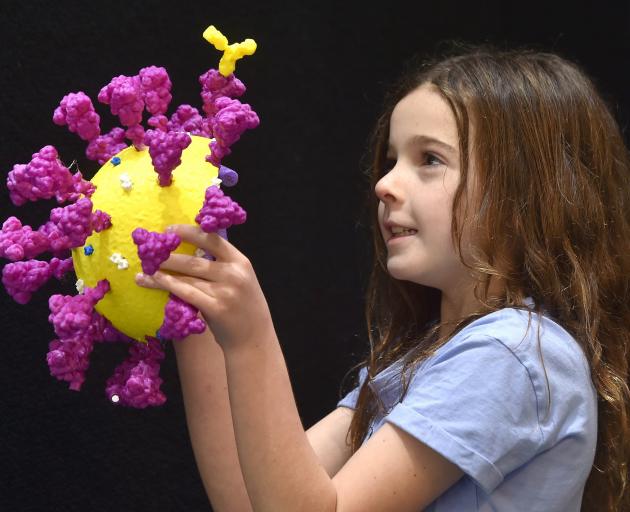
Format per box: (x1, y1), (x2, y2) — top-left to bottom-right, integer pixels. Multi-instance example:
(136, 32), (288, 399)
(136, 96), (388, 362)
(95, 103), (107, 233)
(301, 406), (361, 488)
(388, 134), (457, 156)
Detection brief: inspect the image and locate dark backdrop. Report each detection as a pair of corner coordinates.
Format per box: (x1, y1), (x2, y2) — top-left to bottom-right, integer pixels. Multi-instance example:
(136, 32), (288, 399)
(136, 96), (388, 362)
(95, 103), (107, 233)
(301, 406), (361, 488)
(1, 1), (628, 511)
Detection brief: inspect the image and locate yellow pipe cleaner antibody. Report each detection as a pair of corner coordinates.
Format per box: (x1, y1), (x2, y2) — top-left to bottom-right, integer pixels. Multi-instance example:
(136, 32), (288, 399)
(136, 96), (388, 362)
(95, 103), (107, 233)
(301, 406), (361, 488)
(203, 25), (257, 77)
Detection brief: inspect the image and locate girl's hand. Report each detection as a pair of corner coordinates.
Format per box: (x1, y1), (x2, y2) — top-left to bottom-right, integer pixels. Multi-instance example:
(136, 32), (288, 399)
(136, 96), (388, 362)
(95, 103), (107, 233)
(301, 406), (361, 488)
(134, 224), (274, 352)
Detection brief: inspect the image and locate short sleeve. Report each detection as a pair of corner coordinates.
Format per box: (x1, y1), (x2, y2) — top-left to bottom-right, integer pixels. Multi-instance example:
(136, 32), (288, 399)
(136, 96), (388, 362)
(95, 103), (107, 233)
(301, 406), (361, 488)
(383, 335), (543, 494)
(336, 366), (368, 410)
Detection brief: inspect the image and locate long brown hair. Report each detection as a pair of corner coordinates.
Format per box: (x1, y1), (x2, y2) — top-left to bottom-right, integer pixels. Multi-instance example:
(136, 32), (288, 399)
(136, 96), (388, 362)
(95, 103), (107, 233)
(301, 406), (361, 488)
(341, 42), (630, 510)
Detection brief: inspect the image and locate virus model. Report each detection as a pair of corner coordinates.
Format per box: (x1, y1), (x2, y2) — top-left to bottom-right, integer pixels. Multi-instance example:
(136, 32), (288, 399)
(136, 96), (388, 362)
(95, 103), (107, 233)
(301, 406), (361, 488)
(0, 25), (259, 408)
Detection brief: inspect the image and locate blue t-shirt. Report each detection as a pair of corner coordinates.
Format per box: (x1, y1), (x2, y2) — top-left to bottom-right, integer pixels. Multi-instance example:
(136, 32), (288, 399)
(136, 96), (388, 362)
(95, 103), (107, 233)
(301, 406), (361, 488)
(337, 298), (597, 511)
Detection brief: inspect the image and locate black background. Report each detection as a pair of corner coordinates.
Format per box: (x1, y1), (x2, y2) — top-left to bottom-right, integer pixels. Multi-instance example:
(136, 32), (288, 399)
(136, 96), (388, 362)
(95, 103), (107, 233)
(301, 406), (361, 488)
(1, 1), (628, 511)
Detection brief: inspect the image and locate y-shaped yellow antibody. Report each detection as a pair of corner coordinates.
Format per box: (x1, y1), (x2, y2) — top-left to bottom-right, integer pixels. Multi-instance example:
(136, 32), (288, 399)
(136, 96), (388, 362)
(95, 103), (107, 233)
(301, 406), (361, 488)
(203, 25), (257, 77)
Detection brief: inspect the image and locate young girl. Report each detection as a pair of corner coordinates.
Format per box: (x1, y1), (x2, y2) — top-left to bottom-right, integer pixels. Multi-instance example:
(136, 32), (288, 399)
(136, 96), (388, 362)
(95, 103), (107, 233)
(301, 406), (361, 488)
(134, 44), (630, 511)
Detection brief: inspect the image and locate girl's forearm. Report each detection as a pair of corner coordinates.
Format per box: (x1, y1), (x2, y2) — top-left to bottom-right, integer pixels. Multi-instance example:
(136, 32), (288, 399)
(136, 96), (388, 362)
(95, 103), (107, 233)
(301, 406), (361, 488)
(223, 325), (337, 512)
(174, 328), (253, 512)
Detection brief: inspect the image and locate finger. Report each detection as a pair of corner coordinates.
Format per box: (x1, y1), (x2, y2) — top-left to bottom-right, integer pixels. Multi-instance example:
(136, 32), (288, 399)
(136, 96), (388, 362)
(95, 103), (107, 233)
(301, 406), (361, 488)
(167, 224), (241, 262)
(135, 270), (220, 311)
(135, 270), (209, 292)
(158, 253), (229, 281)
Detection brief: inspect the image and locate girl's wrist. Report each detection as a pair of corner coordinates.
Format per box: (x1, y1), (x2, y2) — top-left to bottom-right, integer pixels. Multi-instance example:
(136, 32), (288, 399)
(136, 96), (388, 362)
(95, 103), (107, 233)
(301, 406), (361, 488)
(220, 320), (278, 361)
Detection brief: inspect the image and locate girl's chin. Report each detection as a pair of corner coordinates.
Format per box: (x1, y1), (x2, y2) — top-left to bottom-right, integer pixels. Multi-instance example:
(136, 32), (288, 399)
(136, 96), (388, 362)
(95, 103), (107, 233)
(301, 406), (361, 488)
(386, 260), (434, 287)
(386, 262), (416, 282)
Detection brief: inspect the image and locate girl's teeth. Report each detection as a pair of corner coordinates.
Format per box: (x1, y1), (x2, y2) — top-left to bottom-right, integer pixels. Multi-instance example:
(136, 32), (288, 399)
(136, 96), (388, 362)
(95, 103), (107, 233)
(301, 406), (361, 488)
(393, 229), (416, 236)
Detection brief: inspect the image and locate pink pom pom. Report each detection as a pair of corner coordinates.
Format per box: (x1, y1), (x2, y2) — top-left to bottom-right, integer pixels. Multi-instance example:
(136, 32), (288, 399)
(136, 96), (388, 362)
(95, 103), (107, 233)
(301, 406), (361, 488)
(2, 260), (54, 304)
(125, 124), (146, 149)
(157, 294), (206, 341)
(94, 314), (136, 344)
(105, 336), (166, 408)
(2, 256), (72, 303)
(132, 227), (181, 275)
(7, 146), (77, 206)
(91, 210), (112, 232)
(139, 66), (172, 116)
(47, 280), (110, 341)
(48, 256), (74, 279)
(85, 127), (127, 164)
(143, 129), (192, 185)
(168, 104), (205, 135)
(70, 170), (96, 200)
(0, 216), (50, 261)
(195, 185), (247, 233)
(46, 280), (110, 391)
(205, 97), (259, 167)
(199, 69), (246, 117)
(53, 91), (101, 141)
(148, 114), (168, 132)
(39, 197), (94, 253)
(47, 336), (95, 391)
(208, 141), (231, 166)
(98, 75), (144, 128)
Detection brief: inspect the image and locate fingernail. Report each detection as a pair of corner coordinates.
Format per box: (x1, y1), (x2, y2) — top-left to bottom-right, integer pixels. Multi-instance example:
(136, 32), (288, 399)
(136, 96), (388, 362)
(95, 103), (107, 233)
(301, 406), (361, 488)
(135, 272), (145, 282)
(166, 225), (175, 232)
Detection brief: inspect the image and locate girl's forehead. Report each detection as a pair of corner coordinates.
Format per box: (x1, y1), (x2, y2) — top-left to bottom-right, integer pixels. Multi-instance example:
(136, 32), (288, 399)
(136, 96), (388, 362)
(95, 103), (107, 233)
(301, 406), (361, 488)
(389, 84), (459, 150)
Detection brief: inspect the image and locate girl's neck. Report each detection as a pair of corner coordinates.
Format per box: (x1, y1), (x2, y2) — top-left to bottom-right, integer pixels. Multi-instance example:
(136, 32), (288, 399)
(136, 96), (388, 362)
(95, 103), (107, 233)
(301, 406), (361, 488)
(439, 276), (507, 339)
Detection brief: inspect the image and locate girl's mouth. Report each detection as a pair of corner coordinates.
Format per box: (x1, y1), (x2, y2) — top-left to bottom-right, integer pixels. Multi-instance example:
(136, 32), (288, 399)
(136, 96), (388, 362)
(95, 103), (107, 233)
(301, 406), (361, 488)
(388, 229), (417, 243)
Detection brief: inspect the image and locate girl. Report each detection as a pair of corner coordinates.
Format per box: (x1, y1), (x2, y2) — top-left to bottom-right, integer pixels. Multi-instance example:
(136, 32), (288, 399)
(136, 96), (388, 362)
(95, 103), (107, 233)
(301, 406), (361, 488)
(135, 44), (630, 511)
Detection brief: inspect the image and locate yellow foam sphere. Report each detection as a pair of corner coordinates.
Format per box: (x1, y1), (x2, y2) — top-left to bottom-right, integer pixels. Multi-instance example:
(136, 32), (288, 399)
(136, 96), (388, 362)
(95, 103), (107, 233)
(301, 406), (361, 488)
(71, 135), (218, 342)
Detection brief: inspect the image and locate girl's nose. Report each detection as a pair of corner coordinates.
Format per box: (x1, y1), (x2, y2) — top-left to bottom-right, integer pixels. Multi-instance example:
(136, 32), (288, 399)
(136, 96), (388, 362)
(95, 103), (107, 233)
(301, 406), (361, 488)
(374, 170), (400, 204)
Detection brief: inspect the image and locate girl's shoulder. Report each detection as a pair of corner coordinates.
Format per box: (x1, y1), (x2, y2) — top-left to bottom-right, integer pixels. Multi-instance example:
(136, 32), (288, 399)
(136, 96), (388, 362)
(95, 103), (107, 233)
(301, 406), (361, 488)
(365, 296), (596, 421)
(377, 299), (599, 498)
(431, 298), (598, 444)
(452, 297), (591, 379)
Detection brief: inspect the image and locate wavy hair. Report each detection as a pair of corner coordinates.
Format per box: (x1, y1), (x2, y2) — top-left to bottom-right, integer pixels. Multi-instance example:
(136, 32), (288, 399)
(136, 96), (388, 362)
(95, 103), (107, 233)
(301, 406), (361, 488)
(340, 43), (630, 510)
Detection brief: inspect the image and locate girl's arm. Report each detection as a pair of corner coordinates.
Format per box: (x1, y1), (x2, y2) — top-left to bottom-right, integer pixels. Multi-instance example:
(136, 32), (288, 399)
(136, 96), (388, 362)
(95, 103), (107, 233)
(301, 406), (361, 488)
(305, 406), (356, 478)
(138, 226), (462, 511)
(175, 326), (355, 511)
(223, 325), (338, 512)
(173, 328), (253, 512)
(223, 332), (463, 512)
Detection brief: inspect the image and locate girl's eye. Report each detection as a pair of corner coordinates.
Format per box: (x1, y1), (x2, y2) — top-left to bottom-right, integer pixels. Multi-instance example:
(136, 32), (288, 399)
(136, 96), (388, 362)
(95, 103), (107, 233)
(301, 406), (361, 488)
(424, 152), (444, 166)
(380, 153), (444, 174)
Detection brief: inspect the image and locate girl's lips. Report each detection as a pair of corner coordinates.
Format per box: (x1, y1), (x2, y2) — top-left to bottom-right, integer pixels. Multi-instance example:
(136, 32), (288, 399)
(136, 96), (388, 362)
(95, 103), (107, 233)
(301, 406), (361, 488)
(387, 231), (417, 244)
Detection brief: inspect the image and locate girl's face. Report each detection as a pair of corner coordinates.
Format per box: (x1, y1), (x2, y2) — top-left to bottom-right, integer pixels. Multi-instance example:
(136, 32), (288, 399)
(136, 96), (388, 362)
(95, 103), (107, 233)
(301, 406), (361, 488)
(375, 83), (477, 294)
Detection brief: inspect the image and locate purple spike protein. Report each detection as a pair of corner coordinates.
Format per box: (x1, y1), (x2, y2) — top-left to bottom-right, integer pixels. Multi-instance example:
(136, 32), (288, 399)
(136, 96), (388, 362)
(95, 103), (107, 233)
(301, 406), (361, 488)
(139, 66), (172, 116)
(205, 97), (259, 167)
(46, 280), (110, 391)
(199, 68), (246, 117)
(158, 294), (207, 341)
(90, 210), (112, 233)
(168, 104), (206, 136)
(41, 197), (94, 253)
(148, 114), (168, 132)
(0, 217), (49, 261)
(105, 336), (167, 408)
(98, 74), (145, 128)
(8, 146), (81, 206)
(195, 185), (246, 233)
(2, 256), (73, 304)
(143, 130), (192, 186)
(132, 228), (181, 275)
(125, 124), (146, 149)
(85, 127), (128, 165)
(53, 91), (101, 141)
